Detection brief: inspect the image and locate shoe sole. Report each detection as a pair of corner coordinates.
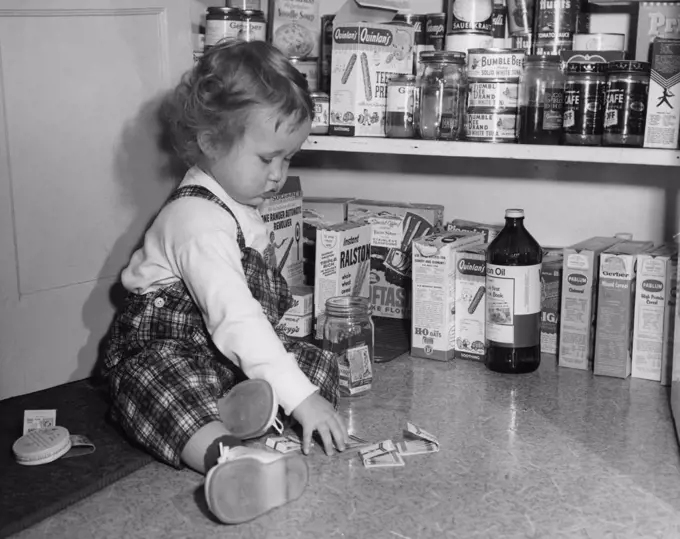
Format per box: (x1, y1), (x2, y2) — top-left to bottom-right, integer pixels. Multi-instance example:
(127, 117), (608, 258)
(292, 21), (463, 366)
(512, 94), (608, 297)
(218, 379), (276, 439)
(205, 453), (308, 524)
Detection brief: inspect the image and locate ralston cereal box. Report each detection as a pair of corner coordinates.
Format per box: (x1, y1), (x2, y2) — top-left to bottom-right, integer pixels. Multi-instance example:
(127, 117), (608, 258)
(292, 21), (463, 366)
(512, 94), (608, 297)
(453, 244), (488, 362)
(411, 231), (485, 361)
(632, 243), (678, 382)
(259, 176), (303, 286)
(541, 250), (563, 356)
(329, 21), (415, 136)
(446, 219), (503, 244)
(269, 0), (321, 58)
(593, 240), (654, 379)
(303, 197), (352, 286)
(347, 200), (444, 319)
(558, 236), (624, 371)
(644, 38), (680, 149)
(635, 2), (680, 62)
(314, 221), (372, 333)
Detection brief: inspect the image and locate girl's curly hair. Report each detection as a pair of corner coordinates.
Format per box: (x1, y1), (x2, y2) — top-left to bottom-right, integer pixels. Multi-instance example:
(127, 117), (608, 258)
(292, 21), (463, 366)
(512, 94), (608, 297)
(162, 40), (314, 166)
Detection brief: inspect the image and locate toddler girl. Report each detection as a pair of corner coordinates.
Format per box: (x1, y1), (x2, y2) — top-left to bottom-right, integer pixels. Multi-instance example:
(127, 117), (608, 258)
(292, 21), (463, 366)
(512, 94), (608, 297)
(102, 40), (348, 525)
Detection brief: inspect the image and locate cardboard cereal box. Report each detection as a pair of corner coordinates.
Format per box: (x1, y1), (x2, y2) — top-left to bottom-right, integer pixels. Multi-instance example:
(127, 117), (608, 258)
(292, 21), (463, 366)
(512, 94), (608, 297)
(446, 219), (503, 244)
(411, 231), (485, 361)
(634, 2), (680, 62)
(347, 200), (444, 319)
(644, 38), (680, 149)
(632, 243), (678, 382)
(259, 176), (303, 286)
(313, 221), (372, 335)
(541, 250), (563, 356)
(329, 18), (414, 136)
(558, 236), (625, 371)
(593, 240), (654, 379)
(269, 0), (321, 58)
(303, 197), (352, 285)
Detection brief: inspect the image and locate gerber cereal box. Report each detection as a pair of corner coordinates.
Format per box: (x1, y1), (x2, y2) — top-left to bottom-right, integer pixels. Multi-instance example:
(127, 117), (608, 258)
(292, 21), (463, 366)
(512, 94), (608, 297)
(270, 0), (321, 59)
(303, 197), (352, 286)
(558, 236), (624, 371)
(446, 219), (503, 244)
(314, 221), (372, 330)
(347, 200), (444, 319)
(329, 22), (415, 136)
(632, 243), (678, 382)
(259, 176), (303, 286)
(594, 240), (654, 379)
(541, 250), (563, 356)
(453, 244), (488, 362)
(411, 231), (485, 361)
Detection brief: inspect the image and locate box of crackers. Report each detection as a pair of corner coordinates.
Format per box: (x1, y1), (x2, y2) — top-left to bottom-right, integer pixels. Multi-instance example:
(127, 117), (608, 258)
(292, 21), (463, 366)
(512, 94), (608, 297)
(347, 200), (444, 319)
(329, 20), (414, 136)
(411, 231), (485, 362)
(313, 221), (372, 337)
(259, 176), (304, 286)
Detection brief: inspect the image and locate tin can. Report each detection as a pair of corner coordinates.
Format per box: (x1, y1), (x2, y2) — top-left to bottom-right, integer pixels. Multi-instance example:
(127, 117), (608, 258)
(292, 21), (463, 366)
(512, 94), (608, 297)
(573, 33), (626, 51)
(227, 0), (260, 9)
(465, 108), (518, 141)
(426, 13), (446, 51)
(534, 35), (573, 55)
(467, 48), (525, 80)
(562, 61), (606, 146)
(603, 60), (650, 147)
(506, 0), (534, 36)
(394, 12), (429, 75)
(447, 0), (494, 36)
(446, 33), (494, 54)
(493, 2), (507, 39)
(290, 57), (319, 92)
(311, 91), (330, 135)
(468, 81), (519, 108)
(240, 10), (267, 42)
(205, 7), (244, 48)
(386, 74), (418, 138)
(534, 0), (581, 55)
(511, 33), (533, 53)
(320, 14), (335, 93)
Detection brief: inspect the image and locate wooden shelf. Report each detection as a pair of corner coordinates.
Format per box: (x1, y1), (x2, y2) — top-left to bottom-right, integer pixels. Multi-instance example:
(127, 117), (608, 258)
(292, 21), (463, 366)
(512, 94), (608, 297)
(302, 136), (680, 167)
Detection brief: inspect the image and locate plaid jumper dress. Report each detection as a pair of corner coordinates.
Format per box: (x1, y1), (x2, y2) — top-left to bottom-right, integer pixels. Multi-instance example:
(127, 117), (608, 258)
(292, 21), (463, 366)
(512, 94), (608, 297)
(103, 185), (339, 468)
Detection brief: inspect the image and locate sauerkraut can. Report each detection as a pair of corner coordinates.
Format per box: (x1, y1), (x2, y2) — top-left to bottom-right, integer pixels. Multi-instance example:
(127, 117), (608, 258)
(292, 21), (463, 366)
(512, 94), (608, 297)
(466, 48), (525, 80)
(447, 0), (494, 36)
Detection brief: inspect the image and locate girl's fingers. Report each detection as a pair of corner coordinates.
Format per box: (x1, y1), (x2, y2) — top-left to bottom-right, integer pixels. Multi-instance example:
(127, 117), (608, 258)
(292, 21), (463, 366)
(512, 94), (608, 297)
(317, 424), (335, 456)
(302, 424), (313, 455)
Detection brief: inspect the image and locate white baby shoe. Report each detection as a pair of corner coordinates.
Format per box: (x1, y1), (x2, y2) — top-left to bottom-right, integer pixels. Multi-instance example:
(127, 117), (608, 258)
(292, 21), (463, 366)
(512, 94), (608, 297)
(218, 379), (284, 440)
(204, 443), (308, 524)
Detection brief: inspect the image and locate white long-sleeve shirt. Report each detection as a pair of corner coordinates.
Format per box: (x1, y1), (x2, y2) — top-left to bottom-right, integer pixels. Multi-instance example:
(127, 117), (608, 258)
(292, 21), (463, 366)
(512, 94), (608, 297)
(121, 167), (318, 414)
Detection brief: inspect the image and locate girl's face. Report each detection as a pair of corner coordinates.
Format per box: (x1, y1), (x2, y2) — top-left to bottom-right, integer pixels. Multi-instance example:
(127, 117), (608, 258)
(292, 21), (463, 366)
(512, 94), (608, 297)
(202, 108), (311, 208)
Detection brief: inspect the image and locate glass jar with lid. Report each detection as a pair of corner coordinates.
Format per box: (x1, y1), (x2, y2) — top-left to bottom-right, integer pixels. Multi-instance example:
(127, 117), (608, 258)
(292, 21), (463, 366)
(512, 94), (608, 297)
(562, 61), (607, 146)
(418, 51), (468, 140)
(603, 60), (651, 148)
(322, 296), (374, 397)
(518, 55), (565, 145)
(386, 74), (418, 138)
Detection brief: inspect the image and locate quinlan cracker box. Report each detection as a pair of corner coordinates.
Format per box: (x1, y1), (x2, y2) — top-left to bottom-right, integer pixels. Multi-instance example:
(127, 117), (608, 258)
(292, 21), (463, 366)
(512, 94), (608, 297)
(329, 21), (414, 136)
(411, 231), (485, 362)
(347, 200), (444, 319)
(593, 240), (654, 379)
(558, 236), (624, 371)
(259, 176), (303, 286)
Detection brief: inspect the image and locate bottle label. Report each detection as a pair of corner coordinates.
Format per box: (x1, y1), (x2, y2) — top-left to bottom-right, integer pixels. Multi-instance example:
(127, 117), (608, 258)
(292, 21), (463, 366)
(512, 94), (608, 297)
(542, 87), (564, 130)
(563, 79), (606, 136)
(486, 264), (541, 347)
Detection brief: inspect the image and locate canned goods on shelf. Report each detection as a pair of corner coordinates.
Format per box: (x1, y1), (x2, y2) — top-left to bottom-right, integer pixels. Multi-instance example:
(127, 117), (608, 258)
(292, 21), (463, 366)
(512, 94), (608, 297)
(506, 0), (533, 36)
(563, 61), (607, 146)
(311, 91), (330, 135)
(468, 80), (519, 109)
(446, 33), (494, 54)
(447, 0), (494, 35)
(394, 12), (429, 75)
(511, 33), (533, 53)
(226, 0), (261, 9)
(320, 14), (335, 93)
(205, 7), (244, 48)
(240, 10), (267, 42)
(465, 108), (518, 142)
(467, 48), (525, 81)
(534, 35), (574, 56)
(603, 60), (651, 148)
(573, 33), (626, 52)
(426, 13), (446, 51)
(290, 57), (319, 92)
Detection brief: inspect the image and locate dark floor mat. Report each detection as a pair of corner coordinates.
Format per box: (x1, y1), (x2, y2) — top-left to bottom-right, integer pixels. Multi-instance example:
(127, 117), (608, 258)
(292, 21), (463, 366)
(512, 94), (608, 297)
(0, 378), (154, 538)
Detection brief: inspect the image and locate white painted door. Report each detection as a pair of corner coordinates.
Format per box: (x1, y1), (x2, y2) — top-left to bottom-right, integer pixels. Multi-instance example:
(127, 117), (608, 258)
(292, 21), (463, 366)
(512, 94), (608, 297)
(0, 0), (193, 399)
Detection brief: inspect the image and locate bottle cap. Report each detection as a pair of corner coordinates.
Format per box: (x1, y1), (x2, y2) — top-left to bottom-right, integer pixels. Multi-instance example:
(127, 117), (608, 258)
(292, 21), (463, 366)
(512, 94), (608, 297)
(505, 209), (524, 218)
(13, 426), (72, 466)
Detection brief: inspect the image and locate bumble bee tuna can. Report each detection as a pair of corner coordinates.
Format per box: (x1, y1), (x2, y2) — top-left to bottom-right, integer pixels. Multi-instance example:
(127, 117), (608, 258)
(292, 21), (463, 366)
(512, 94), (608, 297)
(465, 108), (518, 142)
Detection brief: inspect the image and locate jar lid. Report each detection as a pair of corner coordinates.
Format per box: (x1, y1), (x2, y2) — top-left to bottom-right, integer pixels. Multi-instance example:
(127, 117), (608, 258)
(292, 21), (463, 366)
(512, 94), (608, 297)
(13, 426), (72, 466)
(207, 7), (240, 15)
(566, 61), (606, 74)
(242, 10), (265, 17)
(420, 50), (466, 64)
(389, 74), (417, 84)
(310, 91), (329, 99)
(525, 54), (561, 64)
(506, 209), (525, 218)
(607, 60), (651, 74)
(325, 296), (371, 317)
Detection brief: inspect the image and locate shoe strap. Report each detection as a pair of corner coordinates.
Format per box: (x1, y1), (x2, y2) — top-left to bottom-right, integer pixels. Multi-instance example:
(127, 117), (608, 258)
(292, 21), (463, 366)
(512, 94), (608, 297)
(272, 417), (284, 435)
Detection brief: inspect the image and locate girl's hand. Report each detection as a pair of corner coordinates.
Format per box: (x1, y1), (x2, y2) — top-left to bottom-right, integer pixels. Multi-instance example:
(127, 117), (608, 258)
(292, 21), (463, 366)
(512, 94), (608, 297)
(291, 392), (348, 456)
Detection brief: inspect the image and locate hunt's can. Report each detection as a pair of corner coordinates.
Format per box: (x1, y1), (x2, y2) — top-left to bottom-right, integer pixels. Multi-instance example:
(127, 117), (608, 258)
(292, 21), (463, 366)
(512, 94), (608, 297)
(512, 33), (533, 53)
(534, 35), (573, 55)
(468, 81), (519, 108)
(426, 13), (446, 51)
(320, 14), (335, 93)
(465, 108), (518, 142)
(240, 10), (267, 42)
(534, 0), (582, 55)
(205, 7), (244, 48)
(290, 57), (319, 92)
(467, 48), (525, 80)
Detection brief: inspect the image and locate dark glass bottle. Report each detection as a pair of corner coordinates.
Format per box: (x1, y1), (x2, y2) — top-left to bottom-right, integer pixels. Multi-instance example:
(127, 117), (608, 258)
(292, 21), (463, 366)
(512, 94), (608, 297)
(485, 209), (543, 374)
